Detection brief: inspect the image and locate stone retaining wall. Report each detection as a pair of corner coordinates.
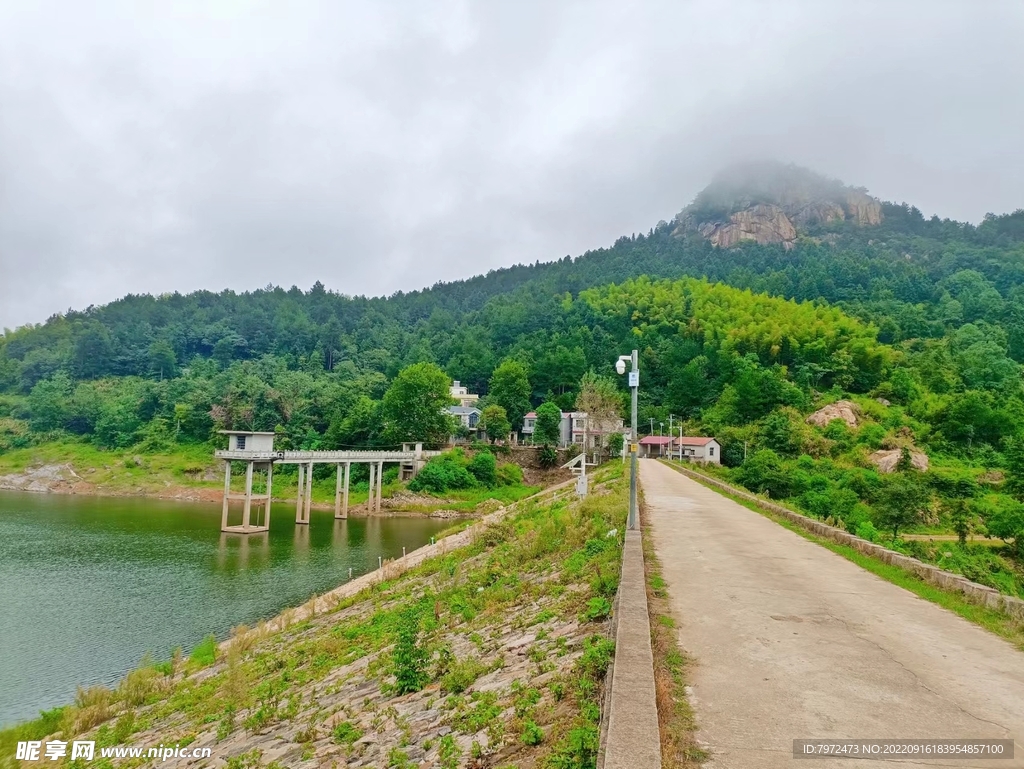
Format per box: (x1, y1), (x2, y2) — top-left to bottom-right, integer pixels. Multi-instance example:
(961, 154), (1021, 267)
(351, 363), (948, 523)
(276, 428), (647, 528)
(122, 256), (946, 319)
(666, 462), (1024, 622)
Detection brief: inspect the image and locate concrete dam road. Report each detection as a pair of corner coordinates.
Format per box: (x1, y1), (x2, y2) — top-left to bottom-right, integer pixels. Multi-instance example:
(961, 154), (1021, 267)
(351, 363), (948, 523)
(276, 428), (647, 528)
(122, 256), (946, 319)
(639, 459), (1024, 768)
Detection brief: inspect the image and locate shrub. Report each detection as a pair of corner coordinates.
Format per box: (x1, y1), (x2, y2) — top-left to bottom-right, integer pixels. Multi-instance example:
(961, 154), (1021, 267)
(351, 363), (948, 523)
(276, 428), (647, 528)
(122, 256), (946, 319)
(539, 444), (559, 468)
(437, 734), (461, 769)
(189, 634), (217, 667)
(521, 720), (544, 746)
(409, 451), (477, 493)
(467, 451), (498, 487)
(440, 656), (489, 694)
(855, 520), (879, 542)
(582, 596), (611, 622)
(392, 609), (429, 694)
(332, 721), (363, 745)
(496, 462), (523, 486)
(736, 449), (792, 498)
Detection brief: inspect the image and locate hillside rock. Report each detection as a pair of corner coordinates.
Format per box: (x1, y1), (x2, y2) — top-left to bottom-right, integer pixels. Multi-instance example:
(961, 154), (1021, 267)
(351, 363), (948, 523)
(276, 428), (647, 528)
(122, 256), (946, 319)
(869, 448), (929, 473)
(806, 400), (859, 428)
(673, 162), (883, 247)
(698, 203), (798, 249)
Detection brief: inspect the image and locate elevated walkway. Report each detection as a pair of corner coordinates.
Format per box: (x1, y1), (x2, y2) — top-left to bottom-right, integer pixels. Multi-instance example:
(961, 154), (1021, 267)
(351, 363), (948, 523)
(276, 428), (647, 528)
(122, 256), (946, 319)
(215, 436), (439, 534)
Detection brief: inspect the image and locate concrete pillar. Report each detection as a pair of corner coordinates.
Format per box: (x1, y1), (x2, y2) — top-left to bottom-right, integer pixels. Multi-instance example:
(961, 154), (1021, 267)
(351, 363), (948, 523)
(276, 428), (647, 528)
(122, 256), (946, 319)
(338, 461), (350, 519)
(295, 463), (305, 524)
(367, 462), (375, 513)
(242, 461), (254, 529)
(265, 462), (273, 529)
(221, 460), (232, 532)
(335, 463), (342, 518)
(377, 461), (384, 513)
(303, 461), (314, 523)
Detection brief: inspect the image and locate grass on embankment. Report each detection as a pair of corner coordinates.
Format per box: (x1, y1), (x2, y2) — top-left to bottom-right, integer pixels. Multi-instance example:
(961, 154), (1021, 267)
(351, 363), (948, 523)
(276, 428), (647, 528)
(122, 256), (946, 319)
(1, 466), (628, 769)
(664, 461), (1024, 651)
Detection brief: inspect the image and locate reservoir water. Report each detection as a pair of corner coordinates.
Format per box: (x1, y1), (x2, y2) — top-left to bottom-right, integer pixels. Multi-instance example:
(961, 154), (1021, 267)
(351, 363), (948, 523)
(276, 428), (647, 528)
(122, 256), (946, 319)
(0, 490), (449, 726)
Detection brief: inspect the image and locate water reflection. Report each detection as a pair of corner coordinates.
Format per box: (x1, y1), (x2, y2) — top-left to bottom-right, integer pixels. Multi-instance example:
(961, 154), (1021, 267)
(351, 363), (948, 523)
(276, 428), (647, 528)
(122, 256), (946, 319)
(0, 490), (448, 726)
(216, 532), (271, 571)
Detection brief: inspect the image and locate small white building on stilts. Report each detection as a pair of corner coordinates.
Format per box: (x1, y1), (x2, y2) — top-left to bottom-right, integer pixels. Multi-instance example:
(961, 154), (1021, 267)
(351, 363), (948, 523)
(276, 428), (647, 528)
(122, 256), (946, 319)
(216, 433), (436, 534)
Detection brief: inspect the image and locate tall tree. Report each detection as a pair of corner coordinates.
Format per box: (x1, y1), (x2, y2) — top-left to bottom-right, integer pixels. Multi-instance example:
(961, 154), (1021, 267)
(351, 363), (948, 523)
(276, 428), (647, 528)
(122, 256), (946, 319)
(534, 401), (563, 446)
(487, 359), (532, 434)
(380, 362), (455, 447)
(148, 339), (177, 380)
(874, 475), (929, 538)
(480, 404), (511, 443)
(575, 371), (622, 451)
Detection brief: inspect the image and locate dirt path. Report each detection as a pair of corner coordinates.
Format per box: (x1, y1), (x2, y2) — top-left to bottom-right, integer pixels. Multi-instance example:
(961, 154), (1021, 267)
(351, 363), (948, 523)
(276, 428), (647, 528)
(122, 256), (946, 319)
(640, 459), (1024, 768)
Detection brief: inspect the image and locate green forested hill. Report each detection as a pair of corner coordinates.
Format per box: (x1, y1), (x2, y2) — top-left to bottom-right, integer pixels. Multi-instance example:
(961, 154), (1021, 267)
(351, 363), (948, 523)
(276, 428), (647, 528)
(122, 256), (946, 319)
(2, 168), (1024, 589)
(2, 177), (1024, 452)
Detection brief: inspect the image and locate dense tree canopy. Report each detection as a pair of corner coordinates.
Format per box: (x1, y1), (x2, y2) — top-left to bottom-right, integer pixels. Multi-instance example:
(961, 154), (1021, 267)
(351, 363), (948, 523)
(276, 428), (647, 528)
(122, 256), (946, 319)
(2, 190), (1024, 580)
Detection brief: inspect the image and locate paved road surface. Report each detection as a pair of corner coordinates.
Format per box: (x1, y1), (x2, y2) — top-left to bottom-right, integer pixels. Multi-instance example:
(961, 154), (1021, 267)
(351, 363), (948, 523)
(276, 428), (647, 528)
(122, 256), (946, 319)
(640, 459), (1024, 768)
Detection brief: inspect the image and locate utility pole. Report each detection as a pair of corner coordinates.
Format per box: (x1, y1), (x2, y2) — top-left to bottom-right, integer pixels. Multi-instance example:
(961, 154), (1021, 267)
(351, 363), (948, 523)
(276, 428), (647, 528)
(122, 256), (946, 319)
(649, 417), (654, 436)
(616, 350), (640, 530)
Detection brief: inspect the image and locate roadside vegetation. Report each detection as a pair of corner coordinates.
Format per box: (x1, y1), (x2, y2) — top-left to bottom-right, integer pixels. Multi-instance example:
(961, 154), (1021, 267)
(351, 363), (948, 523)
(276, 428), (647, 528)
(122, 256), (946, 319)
(669, 463), (1024, 651)
(680, 421), (1024, 600)
(1, 466), (627, 768)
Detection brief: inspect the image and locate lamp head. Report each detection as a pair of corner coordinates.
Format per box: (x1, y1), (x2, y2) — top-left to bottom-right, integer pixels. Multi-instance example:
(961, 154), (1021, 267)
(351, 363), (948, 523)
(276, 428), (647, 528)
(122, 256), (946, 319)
(615, 359), (626, 375)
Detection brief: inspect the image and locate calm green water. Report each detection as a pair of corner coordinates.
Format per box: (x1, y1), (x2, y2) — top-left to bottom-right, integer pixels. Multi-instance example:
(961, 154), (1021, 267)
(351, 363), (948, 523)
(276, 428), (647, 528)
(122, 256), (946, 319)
(0, 491), (449, 726)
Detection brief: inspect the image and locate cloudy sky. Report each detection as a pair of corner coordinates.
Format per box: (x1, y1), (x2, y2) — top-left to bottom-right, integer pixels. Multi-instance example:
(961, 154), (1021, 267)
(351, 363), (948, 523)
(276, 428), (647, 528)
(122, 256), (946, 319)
(1, 1), (1022, 330)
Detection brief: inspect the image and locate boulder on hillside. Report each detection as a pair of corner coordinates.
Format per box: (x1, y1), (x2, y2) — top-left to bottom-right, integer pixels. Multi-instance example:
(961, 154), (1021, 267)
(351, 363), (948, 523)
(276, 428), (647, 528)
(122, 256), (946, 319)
(869, 448), (929, 473)
(806, 400), (859, 429)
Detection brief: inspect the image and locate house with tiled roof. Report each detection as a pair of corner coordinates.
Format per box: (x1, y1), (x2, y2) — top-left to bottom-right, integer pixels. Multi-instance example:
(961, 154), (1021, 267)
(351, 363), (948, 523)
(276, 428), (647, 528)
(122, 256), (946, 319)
(639, 435), (720, 463)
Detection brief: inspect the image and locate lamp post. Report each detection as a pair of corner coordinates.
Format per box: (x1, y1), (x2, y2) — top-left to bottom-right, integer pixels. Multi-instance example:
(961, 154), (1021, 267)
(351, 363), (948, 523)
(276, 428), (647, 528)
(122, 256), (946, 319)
(615, 350), (639, 530)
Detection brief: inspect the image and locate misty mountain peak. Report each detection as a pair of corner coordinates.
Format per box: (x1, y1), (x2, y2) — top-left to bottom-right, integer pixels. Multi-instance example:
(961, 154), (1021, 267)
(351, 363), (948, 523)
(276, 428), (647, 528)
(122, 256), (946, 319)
(674, 161), (882, 248)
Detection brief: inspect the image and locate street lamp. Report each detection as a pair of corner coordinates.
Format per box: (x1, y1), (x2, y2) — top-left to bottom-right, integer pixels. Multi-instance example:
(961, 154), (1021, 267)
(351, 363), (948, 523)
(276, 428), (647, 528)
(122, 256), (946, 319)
(615, 350), (639, 530)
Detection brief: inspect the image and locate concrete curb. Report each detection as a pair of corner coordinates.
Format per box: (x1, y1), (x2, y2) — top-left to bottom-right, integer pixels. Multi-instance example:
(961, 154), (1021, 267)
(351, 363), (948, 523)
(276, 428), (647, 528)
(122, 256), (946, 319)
(665, 461), (1024, 622)
(601, 529), (662, 769)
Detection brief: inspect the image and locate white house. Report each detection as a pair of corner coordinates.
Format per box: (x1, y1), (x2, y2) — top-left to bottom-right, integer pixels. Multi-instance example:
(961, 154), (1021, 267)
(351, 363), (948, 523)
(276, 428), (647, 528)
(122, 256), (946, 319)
(523, 411), (624, 449)
(570, 411), (625, 450)
(522, 410), (571, 446)
(638, 435), (720, 462)
(676, 436), (721, 464)
(219, 430), (275, 452)
(448, 405), (482, 443)
(450, 381), (479, 408)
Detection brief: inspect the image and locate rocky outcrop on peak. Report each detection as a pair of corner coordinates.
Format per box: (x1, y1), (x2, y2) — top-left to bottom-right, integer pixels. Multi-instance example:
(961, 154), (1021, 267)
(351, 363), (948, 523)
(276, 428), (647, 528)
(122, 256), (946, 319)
(698, 204), (798, 249)
(673, 162), (883, 248)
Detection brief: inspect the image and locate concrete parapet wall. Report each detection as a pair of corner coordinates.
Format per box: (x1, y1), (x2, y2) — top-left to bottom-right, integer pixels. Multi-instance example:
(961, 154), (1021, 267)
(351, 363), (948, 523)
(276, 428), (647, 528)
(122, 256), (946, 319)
(601, 529), (662, 769)
(665, 462), (1024, 623)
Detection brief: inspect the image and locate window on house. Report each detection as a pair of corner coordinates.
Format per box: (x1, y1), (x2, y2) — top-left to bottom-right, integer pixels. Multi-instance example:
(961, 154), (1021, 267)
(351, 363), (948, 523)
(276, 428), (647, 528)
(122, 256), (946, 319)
(236, 435), (246, 450)
(709, 446), (715, 456)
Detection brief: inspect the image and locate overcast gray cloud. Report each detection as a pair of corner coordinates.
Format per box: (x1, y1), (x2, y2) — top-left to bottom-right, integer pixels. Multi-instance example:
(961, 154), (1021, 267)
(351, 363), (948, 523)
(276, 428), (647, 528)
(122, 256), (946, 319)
(1, 1), (1022, 329)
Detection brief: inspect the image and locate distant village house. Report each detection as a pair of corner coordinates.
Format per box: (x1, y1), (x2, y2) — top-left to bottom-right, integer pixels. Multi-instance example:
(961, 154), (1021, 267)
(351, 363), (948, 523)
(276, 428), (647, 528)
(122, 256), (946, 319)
(522, 411), (625, 449)
(447, 381), (482, 441)
(639, 435), (720, 463)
